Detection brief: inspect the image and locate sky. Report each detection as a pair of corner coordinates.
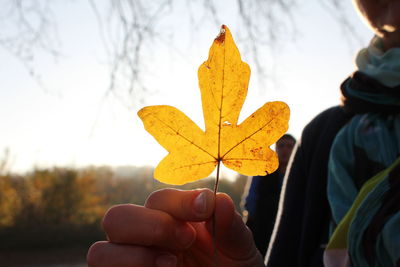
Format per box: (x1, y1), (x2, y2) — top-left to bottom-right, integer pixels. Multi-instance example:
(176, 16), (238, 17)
(0, 0), (373, 175)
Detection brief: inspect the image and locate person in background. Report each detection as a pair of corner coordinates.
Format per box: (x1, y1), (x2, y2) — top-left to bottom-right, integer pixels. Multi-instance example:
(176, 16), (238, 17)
(244, 134), (296, 257)
(267, 0), (400, 266)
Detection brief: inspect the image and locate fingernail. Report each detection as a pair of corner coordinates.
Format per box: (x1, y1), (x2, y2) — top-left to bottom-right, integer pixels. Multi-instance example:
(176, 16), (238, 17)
(193, 191), (207, 214)
(175, 224), (195, 248)
(156, 253), (177, 267)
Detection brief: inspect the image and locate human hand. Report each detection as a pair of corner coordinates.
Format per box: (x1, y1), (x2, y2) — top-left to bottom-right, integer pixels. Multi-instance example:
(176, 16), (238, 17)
(87, 188), (264, 267)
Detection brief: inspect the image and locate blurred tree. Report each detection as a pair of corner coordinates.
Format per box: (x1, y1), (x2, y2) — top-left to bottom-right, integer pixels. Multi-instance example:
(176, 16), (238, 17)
(36, 169), (104, 225)
(13, 169), (51, 226)
(6, 168), (104, 227)
(0, 0), (359, 103)
(0, 148), (11, 175)
(0, 175), (21, 227)
(0, 166), (249, 248)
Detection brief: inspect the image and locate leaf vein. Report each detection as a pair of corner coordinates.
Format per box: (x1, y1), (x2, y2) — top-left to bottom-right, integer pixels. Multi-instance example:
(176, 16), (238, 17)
(217, 42), (226, 159)
(223, 158), (270, 161)
(150, 114), (217, 160)
(173, 160), (217, 171)
(221, 107), (287, 158)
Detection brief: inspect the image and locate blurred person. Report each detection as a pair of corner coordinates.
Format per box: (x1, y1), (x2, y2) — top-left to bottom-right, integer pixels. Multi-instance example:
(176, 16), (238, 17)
(243, 134), (296, 257)
(87, 0), (400, 266)
(267, 1), (400, 266)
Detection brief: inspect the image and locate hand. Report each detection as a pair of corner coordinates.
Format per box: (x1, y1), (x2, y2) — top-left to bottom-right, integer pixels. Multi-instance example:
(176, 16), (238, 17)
(87, 188), (264, 267)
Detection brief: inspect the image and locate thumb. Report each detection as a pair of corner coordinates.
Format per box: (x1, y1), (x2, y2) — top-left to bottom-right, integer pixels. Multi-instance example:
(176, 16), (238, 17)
(206, 193), (262, 262)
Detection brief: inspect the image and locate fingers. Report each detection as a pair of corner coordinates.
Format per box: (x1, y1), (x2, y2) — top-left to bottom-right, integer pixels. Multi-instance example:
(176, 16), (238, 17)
(103, 204), (196, 250)
(145, 188), (215, 221)
(99, 188), (261, 266)
(206, 193), (261, 262)
(102, 188), (215, 251)
(87, 241), (177, 267)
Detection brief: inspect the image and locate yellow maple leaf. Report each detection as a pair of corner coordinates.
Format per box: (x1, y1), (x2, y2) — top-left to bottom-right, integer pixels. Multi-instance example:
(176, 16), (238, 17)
(138, 25), (290, 185)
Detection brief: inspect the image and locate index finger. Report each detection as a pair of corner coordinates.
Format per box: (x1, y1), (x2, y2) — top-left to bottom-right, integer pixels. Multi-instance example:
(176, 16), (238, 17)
(102, 204), (197, 250)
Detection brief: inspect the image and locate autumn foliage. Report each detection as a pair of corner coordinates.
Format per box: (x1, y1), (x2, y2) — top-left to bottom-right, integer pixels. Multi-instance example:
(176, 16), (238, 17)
(0, 166), (247, 249)
(139, 25), (289, 185)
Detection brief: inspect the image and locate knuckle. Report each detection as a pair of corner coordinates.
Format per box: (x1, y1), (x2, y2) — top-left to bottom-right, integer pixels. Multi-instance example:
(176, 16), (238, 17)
(86, 241), (105, 266)
(147, 214), (170, 246)
(101, 205), (118, 232)
(145, 188), (173, 207)
(144, 191), (157, 207)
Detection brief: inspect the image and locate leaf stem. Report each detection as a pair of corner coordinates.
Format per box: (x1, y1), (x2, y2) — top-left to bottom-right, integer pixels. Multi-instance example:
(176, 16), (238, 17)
(212, 160), (221, 267)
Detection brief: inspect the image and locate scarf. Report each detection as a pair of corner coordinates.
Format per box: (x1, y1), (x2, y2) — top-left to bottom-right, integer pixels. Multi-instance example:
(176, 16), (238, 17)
(356, 36), (400, 88)
(325, 38), (400, 267)
(341, 37), (400, 114)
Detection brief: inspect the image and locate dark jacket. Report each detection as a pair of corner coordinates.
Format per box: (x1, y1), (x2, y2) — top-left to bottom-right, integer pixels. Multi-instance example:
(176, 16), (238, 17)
(245, 172), (283, 257)
(266, 106), (353, 267)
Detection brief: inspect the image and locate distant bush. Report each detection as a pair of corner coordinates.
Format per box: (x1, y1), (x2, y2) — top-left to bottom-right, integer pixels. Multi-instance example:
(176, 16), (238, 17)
(0, 166), (248, 249)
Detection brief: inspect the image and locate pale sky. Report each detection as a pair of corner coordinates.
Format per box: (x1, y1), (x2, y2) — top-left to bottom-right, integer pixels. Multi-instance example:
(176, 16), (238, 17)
(0, 0), (372, 175)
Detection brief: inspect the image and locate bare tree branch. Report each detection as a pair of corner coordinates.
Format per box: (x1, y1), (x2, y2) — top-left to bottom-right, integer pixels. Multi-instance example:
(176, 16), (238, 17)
(0, 0), (60, 92)
(92, 0), (173, 106)
(1, 0), (356, 103)
(319, 0), (365, 47)
(236, 0), (298, 87)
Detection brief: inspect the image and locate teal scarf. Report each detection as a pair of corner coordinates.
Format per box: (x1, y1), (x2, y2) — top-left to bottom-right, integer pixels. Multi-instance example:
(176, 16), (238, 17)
(356, 36), (400, 88)
(327, 37), (400, 266)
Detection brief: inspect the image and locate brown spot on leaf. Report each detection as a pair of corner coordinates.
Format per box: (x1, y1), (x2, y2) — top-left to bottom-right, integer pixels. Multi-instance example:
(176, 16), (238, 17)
(215, 25), (226, 44)
(225, 160), (242, 168)
(250, 147), (263, 158)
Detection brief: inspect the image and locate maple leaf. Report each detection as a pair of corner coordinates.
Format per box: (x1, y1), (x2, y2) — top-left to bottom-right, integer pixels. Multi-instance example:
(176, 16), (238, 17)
(138, 25), (290, 185)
